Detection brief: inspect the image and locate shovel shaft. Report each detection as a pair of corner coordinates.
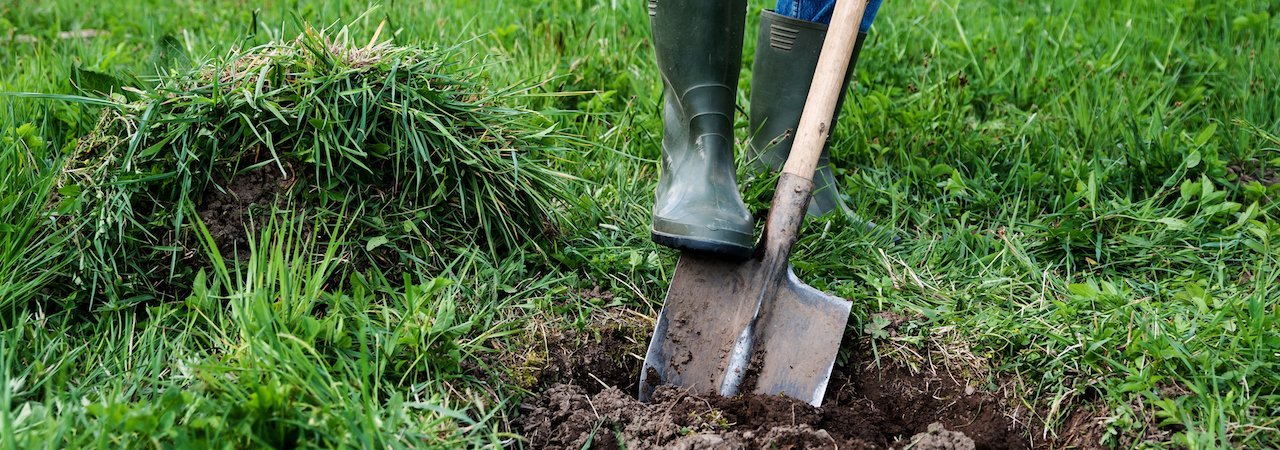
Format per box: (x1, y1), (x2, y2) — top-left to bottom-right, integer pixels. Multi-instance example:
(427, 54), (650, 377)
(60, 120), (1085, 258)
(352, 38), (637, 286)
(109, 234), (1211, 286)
(762, 174), (814, 260)
(780, 0), (868, 180)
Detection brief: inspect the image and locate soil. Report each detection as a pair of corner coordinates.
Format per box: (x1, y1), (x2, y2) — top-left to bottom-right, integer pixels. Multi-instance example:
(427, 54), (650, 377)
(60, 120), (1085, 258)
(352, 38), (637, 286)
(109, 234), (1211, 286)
(195, 163), (295, 258)
(517, 314), (1031, 450)
(1227, 159), (1279, 187)
(526, 312), (650, 397)
(1056, 403), (1107, 450)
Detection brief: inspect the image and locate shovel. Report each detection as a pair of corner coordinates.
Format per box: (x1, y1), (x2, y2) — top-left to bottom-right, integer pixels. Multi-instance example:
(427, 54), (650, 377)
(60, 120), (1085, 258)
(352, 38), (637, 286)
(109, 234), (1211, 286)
(639, 0), (869, 407)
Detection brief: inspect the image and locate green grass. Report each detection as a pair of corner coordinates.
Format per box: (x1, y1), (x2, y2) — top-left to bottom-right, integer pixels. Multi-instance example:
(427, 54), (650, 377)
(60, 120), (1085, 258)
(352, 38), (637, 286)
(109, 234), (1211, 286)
(3, 0), (1279, 448)
(54, 25), (576, 306)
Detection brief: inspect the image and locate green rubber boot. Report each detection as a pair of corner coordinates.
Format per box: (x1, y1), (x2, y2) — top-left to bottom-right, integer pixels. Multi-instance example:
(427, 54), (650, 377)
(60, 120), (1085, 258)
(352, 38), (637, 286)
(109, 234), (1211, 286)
(748, 10), (873, 224)
(649, 0), (754, 259)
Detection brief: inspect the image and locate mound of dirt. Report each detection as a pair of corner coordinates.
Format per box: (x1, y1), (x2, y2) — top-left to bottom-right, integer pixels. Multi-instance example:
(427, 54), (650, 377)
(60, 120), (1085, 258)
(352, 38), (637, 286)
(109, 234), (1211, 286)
(518, 325), (1029, 450)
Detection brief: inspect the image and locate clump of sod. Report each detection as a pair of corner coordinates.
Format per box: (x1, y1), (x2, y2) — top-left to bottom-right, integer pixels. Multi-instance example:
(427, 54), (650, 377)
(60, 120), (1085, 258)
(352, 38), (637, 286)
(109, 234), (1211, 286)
(61, 26), (574, 304)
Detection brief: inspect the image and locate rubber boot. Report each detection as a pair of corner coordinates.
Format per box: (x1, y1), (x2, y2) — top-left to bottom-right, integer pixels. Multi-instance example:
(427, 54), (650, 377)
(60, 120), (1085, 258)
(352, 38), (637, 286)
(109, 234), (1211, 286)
(748, 10), (868, 221)
(649, 0), (754, 259)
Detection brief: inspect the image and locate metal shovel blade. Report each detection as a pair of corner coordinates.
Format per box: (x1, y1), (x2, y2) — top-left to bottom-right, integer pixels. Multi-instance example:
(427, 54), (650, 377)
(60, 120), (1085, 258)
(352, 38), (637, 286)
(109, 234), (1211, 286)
(638, 252), (851, 406)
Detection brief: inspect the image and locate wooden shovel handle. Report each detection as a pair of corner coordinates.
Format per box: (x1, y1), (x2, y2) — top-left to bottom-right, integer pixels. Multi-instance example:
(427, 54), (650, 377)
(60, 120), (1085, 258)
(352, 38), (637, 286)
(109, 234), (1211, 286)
(780, 0), (869, 179)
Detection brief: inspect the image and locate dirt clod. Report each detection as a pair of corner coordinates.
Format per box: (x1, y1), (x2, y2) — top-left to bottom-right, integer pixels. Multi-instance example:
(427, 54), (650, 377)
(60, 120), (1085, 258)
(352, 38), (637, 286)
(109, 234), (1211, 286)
(904, 423), (977, 450)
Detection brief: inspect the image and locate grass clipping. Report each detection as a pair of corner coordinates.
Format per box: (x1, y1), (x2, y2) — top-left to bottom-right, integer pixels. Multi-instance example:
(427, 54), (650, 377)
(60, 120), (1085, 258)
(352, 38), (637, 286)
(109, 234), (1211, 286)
(62, 27), (573, 300)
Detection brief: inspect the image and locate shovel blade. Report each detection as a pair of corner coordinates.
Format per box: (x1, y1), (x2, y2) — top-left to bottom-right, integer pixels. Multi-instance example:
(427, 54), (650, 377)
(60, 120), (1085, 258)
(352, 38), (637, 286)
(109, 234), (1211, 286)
(639, 253), (851, 406)
(752, 268), (852, 404)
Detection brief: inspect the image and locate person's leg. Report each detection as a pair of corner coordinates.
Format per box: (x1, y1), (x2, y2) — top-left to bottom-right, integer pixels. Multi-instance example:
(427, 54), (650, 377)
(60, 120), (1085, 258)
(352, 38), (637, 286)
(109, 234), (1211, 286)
(649, 0), (754, 259)
(749, 0), (883, 220)
(775, 0), (882, 27)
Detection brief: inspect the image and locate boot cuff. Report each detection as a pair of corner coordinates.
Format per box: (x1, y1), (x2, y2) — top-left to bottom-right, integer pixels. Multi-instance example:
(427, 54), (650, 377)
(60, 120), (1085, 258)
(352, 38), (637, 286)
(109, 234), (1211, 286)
(761, 9), (828, 31)
(760, 9), (827, 52)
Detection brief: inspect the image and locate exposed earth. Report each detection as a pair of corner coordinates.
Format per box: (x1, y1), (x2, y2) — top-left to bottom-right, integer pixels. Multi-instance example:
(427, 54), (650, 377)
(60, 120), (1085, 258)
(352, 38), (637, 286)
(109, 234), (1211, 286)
(196, 163), (295, 258)
(518, 313), (1032, 450)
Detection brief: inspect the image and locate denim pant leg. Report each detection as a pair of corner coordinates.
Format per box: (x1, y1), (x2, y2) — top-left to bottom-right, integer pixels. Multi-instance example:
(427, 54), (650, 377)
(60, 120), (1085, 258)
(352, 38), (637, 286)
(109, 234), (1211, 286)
(774, 0), (882, 31)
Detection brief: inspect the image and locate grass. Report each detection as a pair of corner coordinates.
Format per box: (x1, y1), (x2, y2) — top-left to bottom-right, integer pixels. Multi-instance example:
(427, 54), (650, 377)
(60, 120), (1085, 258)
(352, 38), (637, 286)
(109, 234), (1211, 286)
(59, 24), (575, 307)
(2, 0), (1278, 448)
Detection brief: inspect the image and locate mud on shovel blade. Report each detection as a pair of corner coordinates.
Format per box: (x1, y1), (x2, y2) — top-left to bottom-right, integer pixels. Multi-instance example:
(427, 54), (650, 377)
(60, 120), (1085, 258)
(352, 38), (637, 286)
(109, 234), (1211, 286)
(638, 250), (852, 406)
(639, 0), (867, 407)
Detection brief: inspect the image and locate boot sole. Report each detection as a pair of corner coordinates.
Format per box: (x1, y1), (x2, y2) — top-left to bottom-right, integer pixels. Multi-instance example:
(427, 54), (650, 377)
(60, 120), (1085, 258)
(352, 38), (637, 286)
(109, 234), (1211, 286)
(651, 229), (754, 260)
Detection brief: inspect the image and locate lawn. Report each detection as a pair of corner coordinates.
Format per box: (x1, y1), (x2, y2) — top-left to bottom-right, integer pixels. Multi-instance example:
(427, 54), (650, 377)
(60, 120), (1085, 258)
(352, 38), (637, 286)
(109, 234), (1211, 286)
(1, 0), (1277, 448)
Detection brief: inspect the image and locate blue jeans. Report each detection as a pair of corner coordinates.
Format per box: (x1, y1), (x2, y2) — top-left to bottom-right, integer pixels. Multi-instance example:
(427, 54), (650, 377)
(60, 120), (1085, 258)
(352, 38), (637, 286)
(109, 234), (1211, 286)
(775, 0), (882, 31)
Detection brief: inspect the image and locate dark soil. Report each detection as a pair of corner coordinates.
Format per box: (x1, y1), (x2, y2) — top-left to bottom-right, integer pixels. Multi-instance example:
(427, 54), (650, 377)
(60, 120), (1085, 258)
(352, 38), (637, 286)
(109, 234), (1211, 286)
(196, 163), (295, 258)
(531, 315), (649, 397)
(1056, 403), (1107, 450)
(1227, 159), (1280, 187)
(518, 317), (1030, 450)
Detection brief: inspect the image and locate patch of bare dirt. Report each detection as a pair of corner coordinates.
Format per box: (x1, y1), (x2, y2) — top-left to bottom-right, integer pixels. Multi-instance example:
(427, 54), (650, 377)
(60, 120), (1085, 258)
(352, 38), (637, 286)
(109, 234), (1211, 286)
(517, 332), (1032, 449)
(1227, 159), (1279, 187)
(500, 306), (651, 397)
(520, 383), (875, 450)
(1056, 403), (1107, 450)
(537, 321), (648, 396)
(839, 363), (1025, 449)
(196, 164), (295, 257)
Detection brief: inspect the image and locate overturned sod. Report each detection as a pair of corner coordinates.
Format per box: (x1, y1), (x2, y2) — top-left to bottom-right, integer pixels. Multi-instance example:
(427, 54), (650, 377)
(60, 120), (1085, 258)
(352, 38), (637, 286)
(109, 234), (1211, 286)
(60, 26), (575, 303)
